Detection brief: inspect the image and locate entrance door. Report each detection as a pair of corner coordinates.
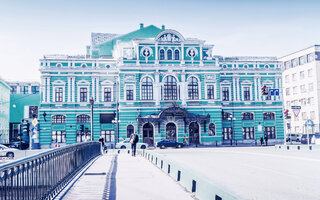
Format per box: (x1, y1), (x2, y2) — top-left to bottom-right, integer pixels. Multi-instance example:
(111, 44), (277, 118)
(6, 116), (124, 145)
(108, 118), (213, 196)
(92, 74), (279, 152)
(143, 123), (154, 146)
(189, 122), (199, 145)
(166, 122), (177, 141)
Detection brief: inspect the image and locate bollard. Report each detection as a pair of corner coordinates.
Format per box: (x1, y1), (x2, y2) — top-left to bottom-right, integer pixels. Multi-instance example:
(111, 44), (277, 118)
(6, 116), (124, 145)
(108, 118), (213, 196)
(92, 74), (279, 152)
(216, 141), (217, 146)
(168, 164), (170, 174)
(287, 146), (289, 150)
(297, 146), (300, 150)
(236, 140), (237, 146)
(118, 150), (120, 154)
(192, 180), (197, 193)
(215, 195), (222, 200)
(156, 157), (158, 165)
(177, 170), (181, 181)
(161, 160), (163, 169)
(309, 146), (312, 150)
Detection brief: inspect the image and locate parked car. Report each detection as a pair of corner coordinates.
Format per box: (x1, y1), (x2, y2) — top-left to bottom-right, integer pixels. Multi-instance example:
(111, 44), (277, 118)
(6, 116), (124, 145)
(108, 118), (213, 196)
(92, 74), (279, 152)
(301, 134), (320, 144)
(8, 141), (29, 150)
(156, 139), (184, 149)
(0, 144), (17, 158)
(116, 139), (148, 149)
(285, 133), (301, 142)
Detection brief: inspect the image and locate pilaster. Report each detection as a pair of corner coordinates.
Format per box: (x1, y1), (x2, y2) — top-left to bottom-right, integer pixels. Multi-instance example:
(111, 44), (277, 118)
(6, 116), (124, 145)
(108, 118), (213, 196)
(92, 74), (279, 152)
(155, 71), (160, 106)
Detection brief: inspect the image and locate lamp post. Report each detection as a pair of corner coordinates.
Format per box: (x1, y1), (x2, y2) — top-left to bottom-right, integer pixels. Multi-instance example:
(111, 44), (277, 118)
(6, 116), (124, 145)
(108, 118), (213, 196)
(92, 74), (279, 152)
(89, 97), (94, 141)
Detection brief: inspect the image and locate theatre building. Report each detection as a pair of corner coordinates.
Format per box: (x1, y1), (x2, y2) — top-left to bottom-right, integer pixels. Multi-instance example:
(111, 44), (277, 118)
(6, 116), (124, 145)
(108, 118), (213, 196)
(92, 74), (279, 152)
(38, 24), (284, 148)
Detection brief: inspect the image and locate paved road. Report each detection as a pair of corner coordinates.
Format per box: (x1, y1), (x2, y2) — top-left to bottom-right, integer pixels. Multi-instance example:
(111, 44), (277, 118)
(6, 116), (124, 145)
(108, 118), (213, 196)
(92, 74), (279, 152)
(155, 147), (320, 200)
(64, 153), (194, 200)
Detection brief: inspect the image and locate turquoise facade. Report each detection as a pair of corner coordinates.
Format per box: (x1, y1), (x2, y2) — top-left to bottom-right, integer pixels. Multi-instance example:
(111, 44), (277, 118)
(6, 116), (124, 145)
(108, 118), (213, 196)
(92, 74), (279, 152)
(0, 79), (10, 144)
(39, 24), (284, 148)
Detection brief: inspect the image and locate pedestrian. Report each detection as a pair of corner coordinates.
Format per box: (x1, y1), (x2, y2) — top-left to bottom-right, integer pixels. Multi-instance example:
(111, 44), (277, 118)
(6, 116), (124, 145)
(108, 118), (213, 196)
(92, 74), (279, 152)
(260, 136), (263, 146)
(264, 135), (268, 146)
(130, 132), (139, 156)
(99, 136), (105, 153)
(183, 136), (188, 145)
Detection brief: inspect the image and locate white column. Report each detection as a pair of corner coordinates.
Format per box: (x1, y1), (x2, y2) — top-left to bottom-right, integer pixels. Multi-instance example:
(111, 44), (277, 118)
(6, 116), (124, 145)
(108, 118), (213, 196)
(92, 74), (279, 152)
(72, 77), (75, 102)
(92, 77), (95, 100)
(181, 72), (186, 105)
(155, 71), (160, 106)
(136, 46), (140, 65)
(67, 77), (71, 102)
(181, 43), (185, 64)
(254, 78), (257, 101)
(233, 77), (236, 101)
(258, 77), (261, 101)
(96, 77), (100, 103)
(275, 77), (279, 101)
(155, 43), (159, 65)
(200, 44), (203, 66)
(236, 78), (240, 101)
(279, 77), (282, 101)
(28, 85), (32, 94)
(46, 77), (51, 102)
(41, 77), (46, 102)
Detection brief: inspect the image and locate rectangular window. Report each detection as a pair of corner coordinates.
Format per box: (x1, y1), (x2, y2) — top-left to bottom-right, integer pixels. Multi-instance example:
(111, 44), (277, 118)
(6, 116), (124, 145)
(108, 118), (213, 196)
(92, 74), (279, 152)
(76, 129), (91, 143)
(126, 85), (134, 100)
(222, 127), (232, 140)
(222, 112), (232, 121)
(31, 86), (39, 94)
(80, 88), (87, 102)
(104, 87), (112, 102)
(285, 88), (290, 96)
(222, 87), (229, 101)
(300, 71), (305, 79)
(293, 86), (298, 94)
(51, 131), (66, 143)
(100, 130), (115, 143)
(11, 86), (17, 94)
(286, 101), (290, 107)
(285, 75), (289, 83)
(29, 106), (38, 118)
(207, 85), (214, 99)
(242, 127), (254, 139)
(307, 53), (314, 62)
(284, 61), (290, 69)
(300, 98), (306, 105)
(243, 87), (250, 101)
(308, 97), (314, 105)
(309, 83), (314, 92)
(21, 86), (28, 94)
(308, 69), (313, 77)
(292, 58), (298, 67)
(299, 56), (305, 65)
(300, 85), (306, 93)
(264, 127), (276, 139)
(100, 113), (115, 123)
(55, 87), (63, 102)
(292, 73), (296, 81)
(310, 111), (315, 120)
(302, 112), (307, 120)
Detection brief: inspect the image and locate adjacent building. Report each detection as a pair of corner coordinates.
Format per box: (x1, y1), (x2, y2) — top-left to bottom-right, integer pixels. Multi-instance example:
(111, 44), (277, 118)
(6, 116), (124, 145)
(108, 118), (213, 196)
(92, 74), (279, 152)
(8, 82), (40, 142)
(279, 45), (320, 134)
(38, 24), (284, 148)
(0, 78), (10, 144)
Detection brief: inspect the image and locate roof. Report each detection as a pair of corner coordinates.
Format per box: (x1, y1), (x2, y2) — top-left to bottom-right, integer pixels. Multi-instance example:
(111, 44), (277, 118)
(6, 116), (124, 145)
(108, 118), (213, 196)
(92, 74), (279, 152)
(91, 33), (122, 46)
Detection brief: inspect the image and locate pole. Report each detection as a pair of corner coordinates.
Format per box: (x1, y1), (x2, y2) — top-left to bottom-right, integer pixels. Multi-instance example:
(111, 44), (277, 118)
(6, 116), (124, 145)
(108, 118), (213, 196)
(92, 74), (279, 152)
(91, 102), (93, 141)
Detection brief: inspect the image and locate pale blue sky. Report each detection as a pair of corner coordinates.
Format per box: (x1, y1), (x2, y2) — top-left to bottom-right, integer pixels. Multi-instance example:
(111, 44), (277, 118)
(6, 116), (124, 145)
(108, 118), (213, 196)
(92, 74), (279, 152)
(1, 0), (320, 81)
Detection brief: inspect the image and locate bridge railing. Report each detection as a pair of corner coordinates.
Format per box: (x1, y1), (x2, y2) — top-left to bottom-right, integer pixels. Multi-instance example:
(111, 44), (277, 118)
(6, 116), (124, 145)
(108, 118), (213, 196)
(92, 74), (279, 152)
(0, 142), (101, 200)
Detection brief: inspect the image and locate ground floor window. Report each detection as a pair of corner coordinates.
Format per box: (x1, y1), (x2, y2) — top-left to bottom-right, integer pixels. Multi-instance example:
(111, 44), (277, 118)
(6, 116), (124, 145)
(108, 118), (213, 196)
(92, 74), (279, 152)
(76, 130), (91, 143)
(208, 123), (215, 136)
(242, 127), (254, 139)
(52, 131), (66, 143)
(127, 125), (134, 138)
(264, 127), (276, 139)
(223, 127), (232, 140)
(101, 130), (115, 143)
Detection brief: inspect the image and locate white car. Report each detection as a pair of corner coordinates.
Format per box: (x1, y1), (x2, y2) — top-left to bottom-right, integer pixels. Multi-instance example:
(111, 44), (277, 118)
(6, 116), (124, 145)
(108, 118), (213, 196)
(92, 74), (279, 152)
(0, 144), (17, 158)
(116, 139), (148, 149)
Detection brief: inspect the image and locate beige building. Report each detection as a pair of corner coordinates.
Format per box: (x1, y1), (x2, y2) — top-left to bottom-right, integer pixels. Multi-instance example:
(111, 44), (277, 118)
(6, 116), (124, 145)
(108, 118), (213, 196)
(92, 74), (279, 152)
(279, 45), (320, 134)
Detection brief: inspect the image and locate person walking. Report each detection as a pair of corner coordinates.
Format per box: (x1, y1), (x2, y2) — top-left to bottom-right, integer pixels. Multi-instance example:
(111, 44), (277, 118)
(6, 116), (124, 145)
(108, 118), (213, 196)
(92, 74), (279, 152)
(99, 136), (105, 153)
(130, 132), (139, 156)
(183, 136), (188, 145)
(260, 136), (264, 146)
(264, 135), (268, 146)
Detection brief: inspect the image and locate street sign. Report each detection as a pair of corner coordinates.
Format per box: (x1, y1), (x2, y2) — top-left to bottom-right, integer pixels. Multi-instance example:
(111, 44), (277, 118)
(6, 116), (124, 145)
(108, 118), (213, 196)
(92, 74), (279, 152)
(32, 118), (38, 126)
(268, 89), (279, 96)
(291, 106), (301, 117)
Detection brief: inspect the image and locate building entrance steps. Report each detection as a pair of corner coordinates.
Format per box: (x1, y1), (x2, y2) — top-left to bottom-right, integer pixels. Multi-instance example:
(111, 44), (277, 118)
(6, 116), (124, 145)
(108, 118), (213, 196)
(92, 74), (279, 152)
(62, 153), (194, 200)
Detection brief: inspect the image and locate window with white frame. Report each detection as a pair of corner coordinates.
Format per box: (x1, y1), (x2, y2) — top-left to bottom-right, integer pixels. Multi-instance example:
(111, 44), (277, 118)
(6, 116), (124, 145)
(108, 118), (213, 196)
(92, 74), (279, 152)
(126, 85), (134, 100)
(51, 131), (66, 143)
(286, 88), (290, 96)
(307, 53), (314, 62)
(302, 112), (307, 120)
(80, 88), (88, 102)
(310, 111), (315, 120)
(207, 85), (214, 99)
(308, 83), (314, 92)
(242, 112), (254, 120)
(188, 77), (199, 100)
(101, 130), (115, 143)
(174, 49), (180, 60)
(308, 69), (313, 77)
(264, 127), (276, 139)
(222, 87), (229, 101)
(167, 49), (172, 60)
(52, 115), (66, 124)
(242, 127), (254, 140)
(208, 123), (215, 136)
(159, 49), (165, 60)
(243, 87), (251, 101)
(293, 86), (298, 94)
(104, 87), (112, 102)
(292, 73), (297, 81)
(55, 87), (63, 102)
(300, 71), (305, 79)
(299, 56), (305, 65)
(300, 85), (306, 93)
(285, 75), (289, 83)
(300, 98), (306, 105)
(141, 77), (153, 100)
(163, 76), (177, 100)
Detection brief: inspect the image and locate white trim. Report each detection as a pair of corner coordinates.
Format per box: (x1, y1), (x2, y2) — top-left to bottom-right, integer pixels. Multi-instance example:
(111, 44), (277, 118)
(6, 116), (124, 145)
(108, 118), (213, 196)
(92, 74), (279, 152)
(187, 75), (201, 100)
(124, 84), (136, 101)
(77, 86), (90, 103)
(241, 85), (253, 101)
(205, 83), (217, 100)
(53, 86), (65, 103)
(140, 75), (154, 101)
(221, 85), (231, 101)
(101, 86), (113, 102)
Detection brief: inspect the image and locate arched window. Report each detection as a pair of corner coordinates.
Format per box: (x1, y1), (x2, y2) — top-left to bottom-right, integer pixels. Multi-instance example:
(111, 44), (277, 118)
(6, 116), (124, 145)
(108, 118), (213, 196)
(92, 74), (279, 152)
(263, 112), (275, 120)
(167, 49), (172, 60)
(127, 125), (134, 138)
(52, 115), (66, 124)
(242, 112), (254, 120)
(166, 123), (176, 141)
(77, 115), (90, 123)
(141, 77), (153, 100)
(188, 77), (199, 100)
(174, 49), (180, 60)
(159, 49), (165, 60)
(209, 123), (215, 136)
(222, 112), (232, 121)
(164, 76), (177, 100)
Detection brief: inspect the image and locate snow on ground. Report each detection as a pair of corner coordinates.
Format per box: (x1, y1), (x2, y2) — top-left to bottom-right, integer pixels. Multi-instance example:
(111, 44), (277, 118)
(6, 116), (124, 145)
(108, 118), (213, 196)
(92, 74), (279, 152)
(155, 147), (320, 200)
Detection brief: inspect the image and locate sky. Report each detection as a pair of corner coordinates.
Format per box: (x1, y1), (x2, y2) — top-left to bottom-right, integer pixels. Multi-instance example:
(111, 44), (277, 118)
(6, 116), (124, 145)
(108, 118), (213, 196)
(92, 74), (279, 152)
(1, 0), (320, 82)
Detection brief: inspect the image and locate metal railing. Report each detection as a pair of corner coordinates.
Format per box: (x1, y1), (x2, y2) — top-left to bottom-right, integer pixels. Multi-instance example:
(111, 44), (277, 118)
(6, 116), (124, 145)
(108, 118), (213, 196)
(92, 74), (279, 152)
(0, 142), (101, 200)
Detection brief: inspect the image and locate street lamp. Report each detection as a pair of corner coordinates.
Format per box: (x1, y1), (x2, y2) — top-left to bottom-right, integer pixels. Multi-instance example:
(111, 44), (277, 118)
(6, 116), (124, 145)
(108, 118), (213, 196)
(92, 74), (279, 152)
(89, 97), (94, 141)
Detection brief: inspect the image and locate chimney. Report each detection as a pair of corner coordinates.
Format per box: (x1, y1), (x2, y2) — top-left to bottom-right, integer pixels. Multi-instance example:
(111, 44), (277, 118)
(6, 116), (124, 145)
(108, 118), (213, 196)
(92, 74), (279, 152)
(140, 23), (144, 29)
(161, 25), (165, 30)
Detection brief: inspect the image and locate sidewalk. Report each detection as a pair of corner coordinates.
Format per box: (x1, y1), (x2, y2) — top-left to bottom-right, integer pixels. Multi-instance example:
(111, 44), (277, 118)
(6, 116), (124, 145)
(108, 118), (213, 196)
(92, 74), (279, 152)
(63, 153), (194, 200)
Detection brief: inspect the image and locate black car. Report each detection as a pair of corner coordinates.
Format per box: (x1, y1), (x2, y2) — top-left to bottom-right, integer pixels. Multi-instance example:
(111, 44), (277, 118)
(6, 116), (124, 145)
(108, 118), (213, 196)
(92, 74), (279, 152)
(156, 139), (184, 149)
(8, 141), (29, 150)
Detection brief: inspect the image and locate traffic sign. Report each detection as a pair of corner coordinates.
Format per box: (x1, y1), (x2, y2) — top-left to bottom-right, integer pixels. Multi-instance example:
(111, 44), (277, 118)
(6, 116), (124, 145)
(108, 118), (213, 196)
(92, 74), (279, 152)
(32, 118), (38, 126)
(291, 106), (301, 117)
(268, 89), (279, 96)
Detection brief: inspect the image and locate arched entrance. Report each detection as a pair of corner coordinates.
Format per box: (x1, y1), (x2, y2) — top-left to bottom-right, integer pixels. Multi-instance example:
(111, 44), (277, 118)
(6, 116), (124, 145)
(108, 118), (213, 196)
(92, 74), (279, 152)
(189, 122), (199, 145)
(143, 123), (154, 146)
(166, 122), (177, 141)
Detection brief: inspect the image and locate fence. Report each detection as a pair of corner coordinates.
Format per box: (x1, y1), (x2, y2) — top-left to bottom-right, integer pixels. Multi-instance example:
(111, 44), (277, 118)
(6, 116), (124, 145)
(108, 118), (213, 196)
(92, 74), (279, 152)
(0, 142), (101, 200)
(139, 150), (244, 200)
